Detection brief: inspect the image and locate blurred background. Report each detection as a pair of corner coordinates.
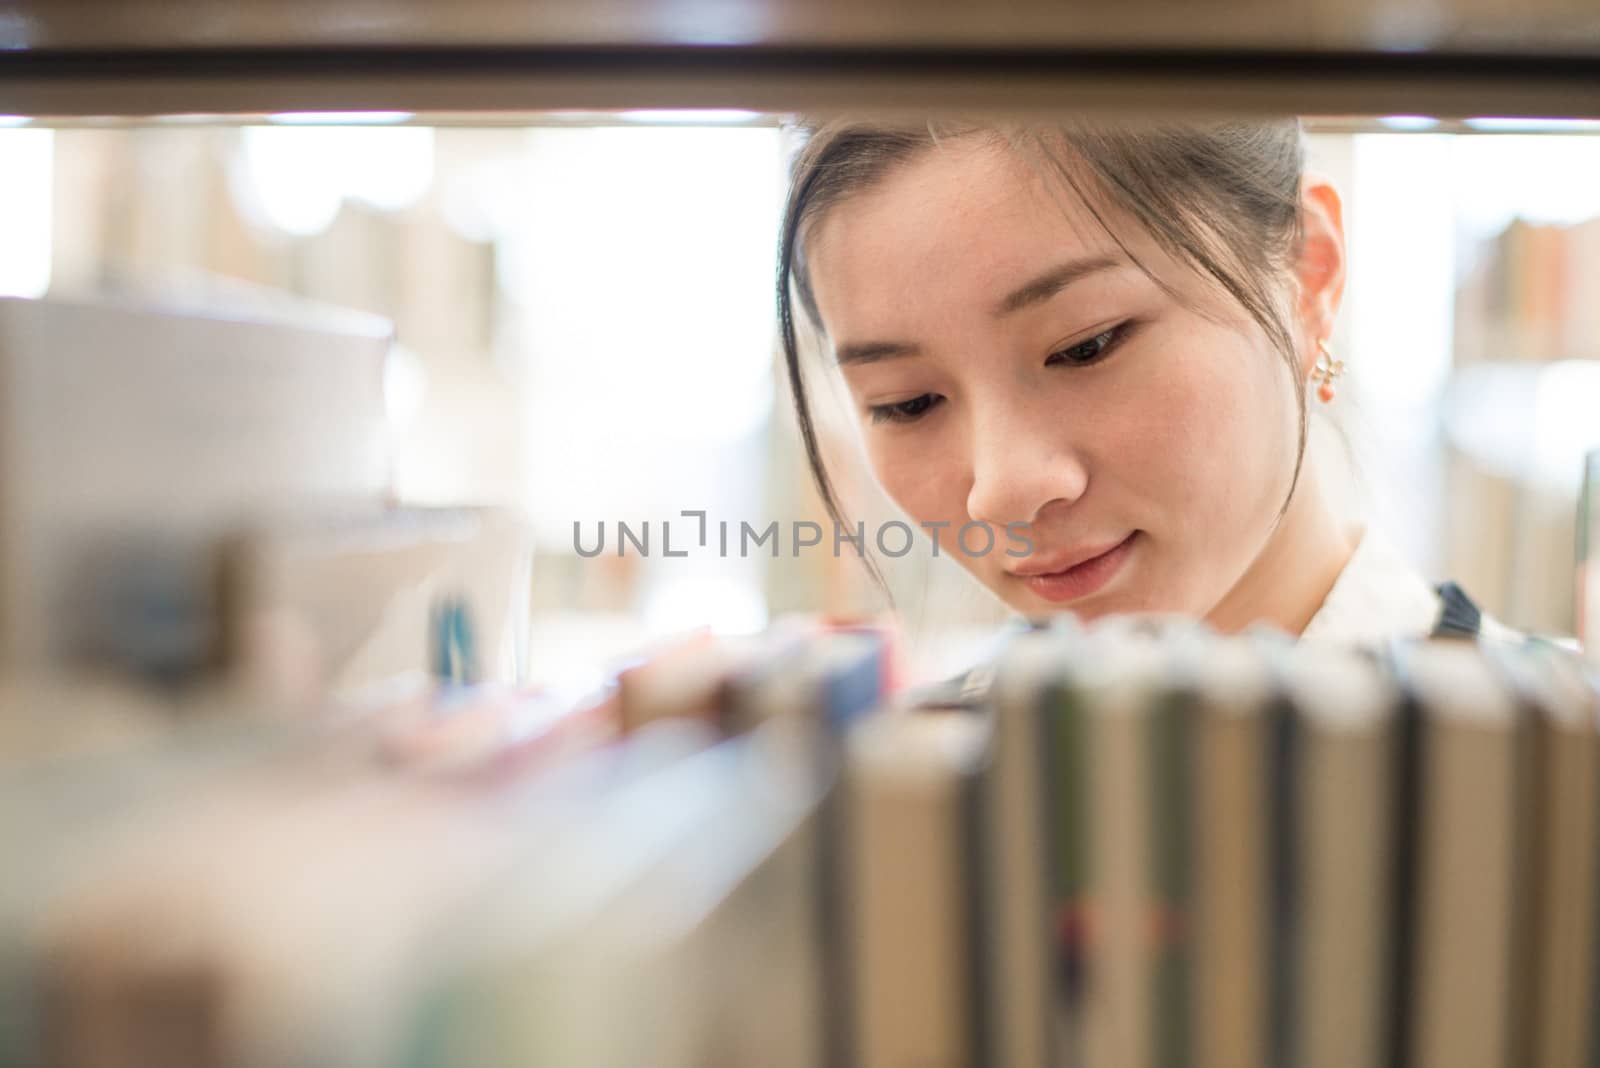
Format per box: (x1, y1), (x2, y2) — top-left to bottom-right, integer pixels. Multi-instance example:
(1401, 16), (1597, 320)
(3, 112), (1597, 684)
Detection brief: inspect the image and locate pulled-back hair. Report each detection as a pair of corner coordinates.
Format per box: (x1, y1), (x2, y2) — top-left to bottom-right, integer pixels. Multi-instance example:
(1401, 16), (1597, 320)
(775, 117), (1309, 585)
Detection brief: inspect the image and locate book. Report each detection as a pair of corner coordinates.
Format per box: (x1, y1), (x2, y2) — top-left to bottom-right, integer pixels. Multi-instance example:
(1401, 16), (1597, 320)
(1187, 635), (1275, 1068)
(1582, 449), (1598, 662)
(981, 616), (1190, 1068)
(1484, 640), (1600, 1068)
(398, 657), (863, 1068)
(1389, 639), (1521, 1068)
(723, 625), (892, 1068)
(1277, 641), (1395, 1068)
(14, 616), (1600, 1068)
(220, 506), (533, 702)
(0, 295), (392, 674)
(982, 621), (1070, 1068)
(843, 707), (989, 1067)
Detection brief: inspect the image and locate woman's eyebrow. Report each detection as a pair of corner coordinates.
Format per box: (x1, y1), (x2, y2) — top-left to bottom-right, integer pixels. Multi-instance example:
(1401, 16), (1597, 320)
(833, 255), (1124, 366)
(834, 340), (922, 367)
(992, 255), (1123, 318)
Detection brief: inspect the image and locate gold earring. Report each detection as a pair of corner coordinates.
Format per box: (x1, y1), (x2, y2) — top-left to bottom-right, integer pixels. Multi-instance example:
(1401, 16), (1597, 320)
(1311, 338), (1344, 404)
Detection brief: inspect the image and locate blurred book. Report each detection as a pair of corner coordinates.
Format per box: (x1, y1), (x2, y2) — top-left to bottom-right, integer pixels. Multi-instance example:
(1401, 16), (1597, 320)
(1446, 213), (1600, 637)
(842, 707), (989, 1067)
(0, 294), (393, 674)
(1279, 646), (1394, 1068)
(0, 625), (893, 1068)
(967, 619), (1598, 1068)
(1388, 640), (1520, 1068)
(216, 505), (533, 703)
(1583, 449), (1598, 661)
(1455, 215), (1600, 367)
(10, 615), (1600, 1068)
(401, 726), (827, 1068)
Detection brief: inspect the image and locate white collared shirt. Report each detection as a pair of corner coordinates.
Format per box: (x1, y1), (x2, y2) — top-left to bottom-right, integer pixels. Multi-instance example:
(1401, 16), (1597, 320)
(1298, 525), (1446, 648)
(1300, 525), (1520, 648)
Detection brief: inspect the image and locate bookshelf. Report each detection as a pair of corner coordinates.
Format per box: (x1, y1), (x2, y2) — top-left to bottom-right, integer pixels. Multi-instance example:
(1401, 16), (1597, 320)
(1444, 207), (1600, 634)
(1, 0), (1600, 117)
(1, 7), (1598, 1068)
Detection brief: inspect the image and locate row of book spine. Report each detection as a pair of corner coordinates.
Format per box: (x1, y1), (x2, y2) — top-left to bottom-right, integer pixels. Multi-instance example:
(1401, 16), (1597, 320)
(850, 617), (1600, 1068)
(7, 614), (1598, 1067)
(0, 618), (894, 1068)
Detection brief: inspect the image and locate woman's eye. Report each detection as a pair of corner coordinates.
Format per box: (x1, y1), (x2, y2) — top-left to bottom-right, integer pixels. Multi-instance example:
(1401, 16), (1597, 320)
(868, 393), (943, 425)
(1046, 322), (1130, 367)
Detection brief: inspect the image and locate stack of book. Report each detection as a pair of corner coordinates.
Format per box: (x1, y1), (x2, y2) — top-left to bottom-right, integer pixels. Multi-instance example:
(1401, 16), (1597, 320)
(0, 295), (535, 705)
(846, 617), (1600, 1068)
(18, 613), (1600, 1068)
(0, 620), (896, 1068)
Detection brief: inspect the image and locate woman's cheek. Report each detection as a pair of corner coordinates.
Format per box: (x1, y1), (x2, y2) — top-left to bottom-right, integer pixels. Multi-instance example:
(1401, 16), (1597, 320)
(865, 431), (964, 528)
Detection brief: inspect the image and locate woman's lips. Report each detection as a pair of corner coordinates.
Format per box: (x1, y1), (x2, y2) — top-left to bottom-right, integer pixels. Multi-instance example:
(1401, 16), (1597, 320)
(1014, 532), (1138, 604)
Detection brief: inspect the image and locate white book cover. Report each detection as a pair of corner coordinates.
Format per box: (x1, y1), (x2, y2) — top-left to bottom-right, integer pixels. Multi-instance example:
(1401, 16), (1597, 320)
(0, 295), (393, 669)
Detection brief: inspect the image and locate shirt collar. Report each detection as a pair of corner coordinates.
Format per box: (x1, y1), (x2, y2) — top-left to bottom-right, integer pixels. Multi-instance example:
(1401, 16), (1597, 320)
(1299, 525), (1442, 648)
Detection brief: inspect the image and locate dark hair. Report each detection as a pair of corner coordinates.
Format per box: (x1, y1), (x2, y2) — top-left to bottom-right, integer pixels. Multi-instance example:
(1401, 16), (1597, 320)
(775, 117), (1309, 588)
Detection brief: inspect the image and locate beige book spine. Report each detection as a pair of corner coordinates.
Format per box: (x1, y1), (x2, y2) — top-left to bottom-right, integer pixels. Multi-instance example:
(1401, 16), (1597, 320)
(1084, 676), (1155, 1068)
(1192, 694), (1266, 1068)
(985, 634), (1057, 1068)
(1528, 666), (1600, 1068)
(1294, 671), (1392, 1068)
(1410, 669), (1518, 1068)
(847, 746), (973, 1066)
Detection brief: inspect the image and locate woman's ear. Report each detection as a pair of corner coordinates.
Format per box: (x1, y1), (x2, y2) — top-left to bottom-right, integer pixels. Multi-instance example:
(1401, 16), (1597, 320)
(1292, 176), (1348, 379)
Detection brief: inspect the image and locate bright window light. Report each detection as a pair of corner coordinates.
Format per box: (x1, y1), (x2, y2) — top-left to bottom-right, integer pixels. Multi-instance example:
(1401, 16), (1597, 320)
(237, 125), (436, 236)
(1463, 117), (1600, 134)
(1349, 133), (1457, 406)
(644, 573), (769, 635)
(616, 109), (765, 125)
(383, 342), (428, 431)
(1446, 360), (1600, 490)
(1450, 134), (1600, 236)
(1532, 361), (1600, 489)
(0, 128), (52, 298)
(1377, 115), (1439, 131)
(266, 111), (416, 126)
(508, 125), (784, 543)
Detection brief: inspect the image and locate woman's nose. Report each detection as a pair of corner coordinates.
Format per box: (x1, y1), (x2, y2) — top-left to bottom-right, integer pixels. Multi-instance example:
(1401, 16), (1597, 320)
(963, 404), (1089, 528)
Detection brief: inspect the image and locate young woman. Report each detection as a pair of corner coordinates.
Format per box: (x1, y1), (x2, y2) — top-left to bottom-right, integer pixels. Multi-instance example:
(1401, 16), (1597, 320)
(776, 117), (1501, 648)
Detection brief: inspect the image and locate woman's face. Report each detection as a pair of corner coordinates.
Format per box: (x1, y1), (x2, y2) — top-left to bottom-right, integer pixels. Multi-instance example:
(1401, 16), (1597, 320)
(805, 138), (1305, 621)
